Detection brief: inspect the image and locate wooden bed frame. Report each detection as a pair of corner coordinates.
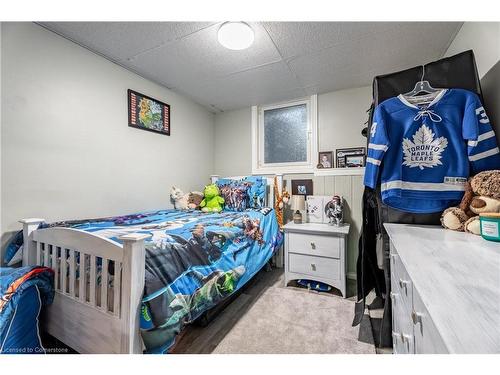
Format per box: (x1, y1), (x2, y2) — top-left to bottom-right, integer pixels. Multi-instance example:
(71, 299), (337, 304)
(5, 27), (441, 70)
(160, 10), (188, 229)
(20, 174), (283, 354)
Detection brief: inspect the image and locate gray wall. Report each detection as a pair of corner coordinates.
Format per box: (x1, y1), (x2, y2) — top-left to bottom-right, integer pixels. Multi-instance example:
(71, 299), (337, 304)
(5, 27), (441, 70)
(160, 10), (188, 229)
(443, 21), (500, 146)
(1, 23), (215, 255)
(444, 22), (500, 79)
(482, 61), (500, 146)
(214, 107), (252, 176)
(318, 86), (371, 154)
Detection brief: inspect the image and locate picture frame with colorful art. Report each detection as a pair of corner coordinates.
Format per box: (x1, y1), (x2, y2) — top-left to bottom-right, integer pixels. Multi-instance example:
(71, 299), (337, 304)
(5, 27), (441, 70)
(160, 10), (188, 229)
(128, 89), (170, 136)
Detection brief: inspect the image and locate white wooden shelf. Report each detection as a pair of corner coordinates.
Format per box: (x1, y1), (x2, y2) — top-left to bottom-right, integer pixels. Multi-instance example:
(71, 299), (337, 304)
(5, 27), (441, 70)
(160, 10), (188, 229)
(313, 167), (365, 177)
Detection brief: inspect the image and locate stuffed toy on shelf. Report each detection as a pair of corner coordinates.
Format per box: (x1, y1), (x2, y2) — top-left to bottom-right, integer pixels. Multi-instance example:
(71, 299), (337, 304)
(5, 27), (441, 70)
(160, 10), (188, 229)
(441, 170), (500, 235)
(200, 184), (225, 213)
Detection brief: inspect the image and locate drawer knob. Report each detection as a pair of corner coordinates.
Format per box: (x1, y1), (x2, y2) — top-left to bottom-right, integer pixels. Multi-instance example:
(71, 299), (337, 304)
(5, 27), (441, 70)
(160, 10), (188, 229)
(399, 279), (410, 289)
(411, 310), (423, 325)
(310, 242), (316, 249)
(400, 333), (412, 342)
(310, 263), (316, 271)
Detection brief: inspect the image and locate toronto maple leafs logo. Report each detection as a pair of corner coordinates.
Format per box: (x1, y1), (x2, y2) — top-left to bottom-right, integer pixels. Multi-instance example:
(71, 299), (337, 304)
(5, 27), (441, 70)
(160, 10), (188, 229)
(402, 125), (448, 170)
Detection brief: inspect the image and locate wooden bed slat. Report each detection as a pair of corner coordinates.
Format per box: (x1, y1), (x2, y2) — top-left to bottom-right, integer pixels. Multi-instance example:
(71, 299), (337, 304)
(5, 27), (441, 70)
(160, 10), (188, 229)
(53, 246), (59, 291)
(44, 244), (50, 267)
(61, 248), (67, 294)
(69, 249), (76, 297)
(90, 255), (96, 306)
(101, 258), (108, 312)
(113, 262), (121, 316)
(79, 253), (86, 302)
(36, 242), (42, 266)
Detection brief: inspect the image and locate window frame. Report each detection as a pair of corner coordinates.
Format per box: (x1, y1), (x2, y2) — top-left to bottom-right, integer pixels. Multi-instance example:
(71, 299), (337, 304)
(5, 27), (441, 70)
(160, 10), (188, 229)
(252, 94), (318, 175)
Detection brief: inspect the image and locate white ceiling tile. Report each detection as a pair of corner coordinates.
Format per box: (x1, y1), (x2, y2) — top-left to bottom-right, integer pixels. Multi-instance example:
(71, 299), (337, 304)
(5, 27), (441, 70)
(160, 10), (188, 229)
(126, 22), (282, 89)
(40, 22), (215, 61)
(263, 22), (405, 59)
(174, 61), (306, 111)
(288, 22), (462, 91)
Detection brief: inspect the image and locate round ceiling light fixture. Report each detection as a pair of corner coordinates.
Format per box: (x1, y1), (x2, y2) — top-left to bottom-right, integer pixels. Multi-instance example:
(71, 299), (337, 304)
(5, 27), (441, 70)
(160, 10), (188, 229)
(217, 22), (254, 50)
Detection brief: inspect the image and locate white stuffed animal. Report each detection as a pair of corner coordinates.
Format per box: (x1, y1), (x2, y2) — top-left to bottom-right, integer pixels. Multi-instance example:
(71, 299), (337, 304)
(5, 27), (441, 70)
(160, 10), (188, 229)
(170, 186), (189, 210)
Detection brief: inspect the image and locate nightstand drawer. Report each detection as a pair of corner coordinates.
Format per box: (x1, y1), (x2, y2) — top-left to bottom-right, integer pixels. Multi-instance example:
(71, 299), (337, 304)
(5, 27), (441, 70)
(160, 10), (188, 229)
(288, 232), (340, 258)
(288, 253), (340, 280)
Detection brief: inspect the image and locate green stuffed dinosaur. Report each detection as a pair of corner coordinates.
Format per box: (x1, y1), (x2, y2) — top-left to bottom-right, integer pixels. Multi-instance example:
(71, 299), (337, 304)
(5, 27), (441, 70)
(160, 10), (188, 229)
(200, 184), (224, 213)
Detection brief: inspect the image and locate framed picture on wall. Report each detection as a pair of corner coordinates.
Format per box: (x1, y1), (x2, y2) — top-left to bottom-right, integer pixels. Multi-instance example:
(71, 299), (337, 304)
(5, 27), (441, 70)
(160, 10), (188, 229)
(336, 147), (366, 168)
(291, 179), (313, 196)
(128, 89), (170, 136)
(317, 151), (333, 169)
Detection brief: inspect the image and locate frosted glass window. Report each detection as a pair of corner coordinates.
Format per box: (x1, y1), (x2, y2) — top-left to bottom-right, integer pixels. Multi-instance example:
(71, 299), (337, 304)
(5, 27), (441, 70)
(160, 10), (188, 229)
(263, 104), (307, 164)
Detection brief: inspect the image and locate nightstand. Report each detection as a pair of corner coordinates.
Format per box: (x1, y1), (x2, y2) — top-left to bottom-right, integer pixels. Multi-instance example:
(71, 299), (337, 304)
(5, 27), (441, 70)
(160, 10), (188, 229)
(283, 221), (350, 297)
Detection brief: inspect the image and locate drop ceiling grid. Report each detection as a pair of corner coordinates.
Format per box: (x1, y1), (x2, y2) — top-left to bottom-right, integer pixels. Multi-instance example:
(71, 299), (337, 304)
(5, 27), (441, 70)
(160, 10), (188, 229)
(39, 21), (463, 112)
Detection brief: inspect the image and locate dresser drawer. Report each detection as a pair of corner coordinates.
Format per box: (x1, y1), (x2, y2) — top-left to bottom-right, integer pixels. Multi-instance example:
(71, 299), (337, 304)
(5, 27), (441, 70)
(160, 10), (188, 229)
(413, 288), (448, 353)
(390, 244), (413, 313)
(288, 253), (340, 280)
(391, 290), (414, 354)
(288, 232), (340, 258)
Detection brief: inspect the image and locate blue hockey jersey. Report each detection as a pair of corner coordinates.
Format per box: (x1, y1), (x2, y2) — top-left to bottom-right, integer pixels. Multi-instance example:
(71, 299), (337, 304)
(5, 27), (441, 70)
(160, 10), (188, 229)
(364, 88), (500, 213)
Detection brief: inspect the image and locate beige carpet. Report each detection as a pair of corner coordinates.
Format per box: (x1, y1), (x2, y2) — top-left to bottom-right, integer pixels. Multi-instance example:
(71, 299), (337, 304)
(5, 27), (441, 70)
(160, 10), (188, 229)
(213, 286), (375, 354)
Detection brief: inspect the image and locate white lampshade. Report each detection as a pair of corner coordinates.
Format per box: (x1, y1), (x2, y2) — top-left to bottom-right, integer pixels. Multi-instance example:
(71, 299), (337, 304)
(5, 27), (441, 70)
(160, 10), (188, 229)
(291, 195), (305, 211)
(217, 22), (254, 50)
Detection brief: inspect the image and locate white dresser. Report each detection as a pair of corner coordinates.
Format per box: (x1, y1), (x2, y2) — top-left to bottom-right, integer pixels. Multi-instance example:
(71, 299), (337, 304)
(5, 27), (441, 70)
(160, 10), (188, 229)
(283, 222), (350, 297)
(385, 224), (500, 354)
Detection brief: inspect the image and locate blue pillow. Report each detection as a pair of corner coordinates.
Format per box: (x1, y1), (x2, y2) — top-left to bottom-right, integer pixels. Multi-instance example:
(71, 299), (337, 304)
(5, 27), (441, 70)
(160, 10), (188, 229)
(242, 176), (267, 209)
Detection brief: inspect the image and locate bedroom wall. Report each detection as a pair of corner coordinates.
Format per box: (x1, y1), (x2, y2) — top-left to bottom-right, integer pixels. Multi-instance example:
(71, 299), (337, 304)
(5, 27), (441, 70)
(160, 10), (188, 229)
(0, 22), (215, 258)
(444, 22), (500, 79)
(443, 21), (500, 146)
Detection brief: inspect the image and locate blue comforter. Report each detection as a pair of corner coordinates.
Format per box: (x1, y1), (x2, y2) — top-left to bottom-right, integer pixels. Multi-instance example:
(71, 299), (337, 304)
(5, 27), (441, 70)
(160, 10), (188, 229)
(0, 266), (54, 354)
(8, 208), (282, 353)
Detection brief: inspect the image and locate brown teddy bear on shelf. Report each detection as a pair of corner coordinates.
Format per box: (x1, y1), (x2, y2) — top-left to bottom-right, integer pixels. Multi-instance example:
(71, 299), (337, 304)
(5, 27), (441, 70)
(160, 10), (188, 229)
(441, 170), (500, 234)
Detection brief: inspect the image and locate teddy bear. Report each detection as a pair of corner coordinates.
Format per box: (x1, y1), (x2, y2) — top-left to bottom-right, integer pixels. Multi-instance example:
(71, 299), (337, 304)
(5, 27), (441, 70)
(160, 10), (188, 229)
(441, 170), (500, 235)
(200, 184), (225, 213)
(187, 191), (204, 210)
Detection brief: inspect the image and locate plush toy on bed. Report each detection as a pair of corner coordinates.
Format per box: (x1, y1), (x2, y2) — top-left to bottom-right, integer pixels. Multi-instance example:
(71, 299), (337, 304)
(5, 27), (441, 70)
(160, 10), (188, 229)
(187, 191), (204, 210)
(200, 184), (225, 213)
(441, 170), (500, 234)
(170, 186), (189, 210)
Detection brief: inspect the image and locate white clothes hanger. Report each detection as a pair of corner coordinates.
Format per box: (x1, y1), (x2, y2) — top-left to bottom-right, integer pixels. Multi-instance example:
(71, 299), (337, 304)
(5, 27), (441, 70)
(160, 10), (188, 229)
(403, 65), (441, 97)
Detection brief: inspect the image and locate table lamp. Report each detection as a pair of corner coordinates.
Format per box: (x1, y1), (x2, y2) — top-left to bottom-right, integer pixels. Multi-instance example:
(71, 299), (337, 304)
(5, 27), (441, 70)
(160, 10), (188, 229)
(291, 195), (305, 224)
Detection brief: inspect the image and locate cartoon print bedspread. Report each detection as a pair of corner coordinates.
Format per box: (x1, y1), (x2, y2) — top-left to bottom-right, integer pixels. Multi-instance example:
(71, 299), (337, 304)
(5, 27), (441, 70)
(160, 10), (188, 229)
(62, 208), (282, 353)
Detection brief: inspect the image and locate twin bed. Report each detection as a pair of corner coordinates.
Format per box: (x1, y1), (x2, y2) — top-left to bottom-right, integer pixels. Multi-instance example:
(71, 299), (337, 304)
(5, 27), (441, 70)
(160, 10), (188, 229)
(17, 175), (284, 354)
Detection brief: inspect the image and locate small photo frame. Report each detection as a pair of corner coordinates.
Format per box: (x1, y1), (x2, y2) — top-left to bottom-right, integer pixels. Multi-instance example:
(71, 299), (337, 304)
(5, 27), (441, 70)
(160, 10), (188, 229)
(318, 151), (333, 169)
(336, 147), (366, 168)
(291, 179), (313, 196)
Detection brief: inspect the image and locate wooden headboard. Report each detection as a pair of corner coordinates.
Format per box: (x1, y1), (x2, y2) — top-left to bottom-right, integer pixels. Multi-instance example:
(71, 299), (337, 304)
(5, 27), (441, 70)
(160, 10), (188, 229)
(210, 174), (283, 208)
